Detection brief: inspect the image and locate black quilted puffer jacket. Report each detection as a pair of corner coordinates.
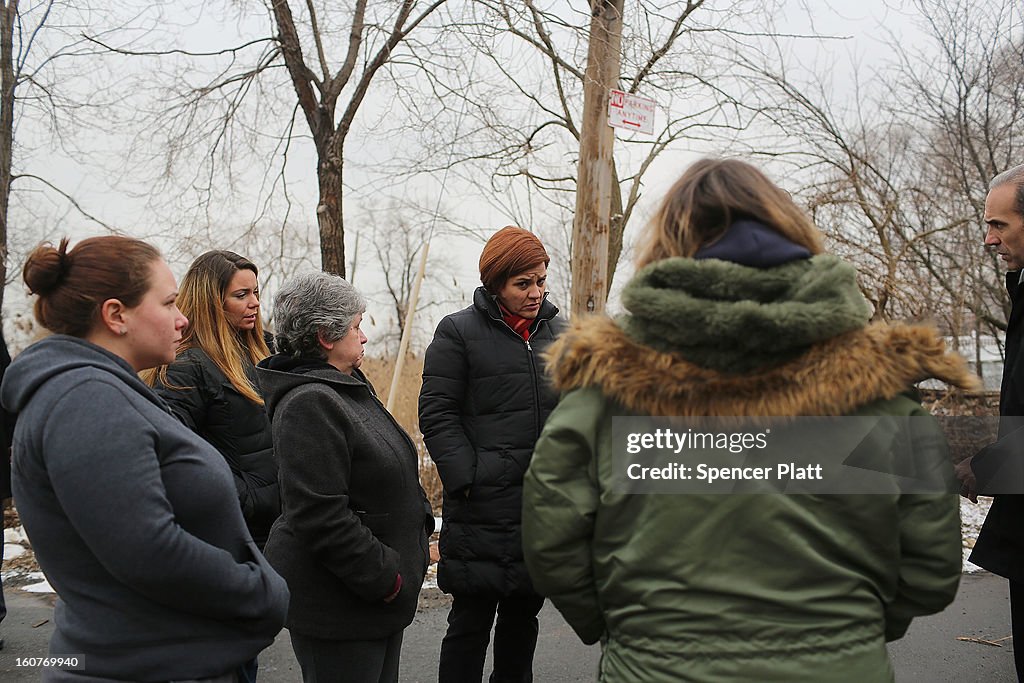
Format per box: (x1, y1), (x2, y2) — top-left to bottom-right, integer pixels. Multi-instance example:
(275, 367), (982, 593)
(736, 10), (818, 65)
(419, 286), (565, 596)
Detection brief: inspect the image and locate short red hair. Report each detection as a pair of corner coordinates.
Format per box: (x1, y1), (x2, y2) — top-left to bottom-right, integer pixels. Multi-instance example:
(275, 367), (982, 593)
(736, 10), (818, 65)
(478, 226), (550, 294)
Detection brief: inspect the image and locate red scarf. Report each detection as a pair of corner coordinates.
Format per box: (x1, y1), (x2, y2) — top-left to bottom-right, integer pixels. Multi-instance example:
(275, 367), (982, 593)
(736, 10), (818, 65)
(498, 302), (532, 341)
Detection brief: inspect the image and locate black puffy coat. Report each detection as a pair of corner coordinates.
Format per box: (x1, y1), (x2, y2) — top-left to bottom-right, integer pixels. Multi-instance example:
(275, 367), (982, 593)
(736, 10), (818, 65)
(419, 287), (565, 596)
(154, 347), (279, 547)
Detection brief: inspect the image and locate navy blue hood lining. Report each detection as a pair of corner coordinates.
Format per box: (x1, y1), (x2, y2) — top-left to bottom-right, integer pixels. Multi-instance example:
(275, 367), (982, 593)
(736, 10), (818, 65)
(694, 219), (811, 268)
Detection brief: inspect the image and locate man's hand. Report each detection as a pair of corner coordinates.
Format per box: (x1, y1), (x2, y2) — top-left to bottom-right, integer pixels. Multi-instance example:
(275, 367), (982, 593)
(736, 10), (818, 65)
(955, 456), (978, 503)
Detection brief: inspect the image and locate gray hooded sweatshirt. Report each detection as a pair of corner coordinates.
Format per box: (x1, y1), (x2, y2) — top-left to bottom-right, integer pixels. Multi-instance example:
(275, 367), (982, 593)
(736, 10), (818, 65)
(1, 335), (288, 681)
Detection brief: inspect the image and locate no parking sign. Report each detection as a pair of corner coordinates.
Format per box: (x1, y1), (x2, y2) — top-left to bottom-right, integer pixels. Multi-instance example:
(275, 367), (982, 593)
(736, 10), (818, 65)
(607, 89), (656, 136)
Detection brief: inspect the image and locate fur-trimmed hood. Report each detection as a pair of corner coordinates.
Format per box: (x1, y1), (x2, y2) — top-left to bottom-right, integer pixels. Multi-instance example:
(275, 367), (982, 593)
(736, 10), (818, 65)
(546, 316), (979, 417)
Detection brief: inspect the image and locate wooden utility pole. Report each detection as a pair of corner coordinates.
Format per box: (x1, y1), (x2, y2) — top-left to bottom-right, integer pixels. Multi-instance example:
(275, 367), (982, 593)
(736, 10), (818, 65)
(571, 0), (624, 317)
(386, 240), (429, 413)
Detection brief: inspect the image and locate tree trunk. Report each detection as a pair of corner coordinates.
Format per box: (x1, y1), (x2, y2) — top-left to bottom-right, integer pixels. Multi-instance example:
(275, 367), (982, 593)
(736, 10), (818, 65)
(607, 163), (624, 293)
(316, 150), (346, 277)
(0, 1), (17, 313)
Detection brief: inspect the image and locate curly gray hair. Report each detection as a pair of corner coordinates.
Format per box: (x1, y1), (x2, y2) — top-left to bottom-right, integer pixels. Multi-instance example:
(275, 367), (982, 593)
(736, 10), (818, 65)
(273, 272), (366, 359)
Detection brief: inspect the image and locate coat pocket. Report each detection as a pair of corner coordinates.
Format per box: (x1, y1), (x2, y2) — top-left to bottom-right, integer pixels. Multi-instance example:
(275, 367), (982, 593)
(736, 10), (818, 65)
(355, 511), (391, 537)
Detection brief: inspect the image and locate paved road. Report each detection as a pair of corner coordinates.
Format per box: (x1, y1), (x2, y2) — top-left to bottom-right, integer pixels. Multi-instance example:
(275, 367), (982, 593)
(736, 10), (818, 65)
(0, 572), (1015, 681)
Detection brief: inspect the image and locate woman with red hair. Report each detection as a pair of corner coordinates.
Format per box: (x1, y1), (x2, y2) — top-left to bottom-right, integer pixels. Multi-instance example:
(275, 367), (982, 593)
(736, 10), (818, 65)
(419, 225), (566, 682)
(2, 236), (287, 681)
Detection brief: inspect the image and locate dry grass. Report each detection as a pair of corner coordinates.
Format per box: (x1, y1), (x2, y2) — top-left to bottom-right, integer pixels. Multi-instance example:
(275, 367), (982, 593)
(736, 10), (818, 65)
(920, 389), (1000, 465)
(362, 354), (444, 513)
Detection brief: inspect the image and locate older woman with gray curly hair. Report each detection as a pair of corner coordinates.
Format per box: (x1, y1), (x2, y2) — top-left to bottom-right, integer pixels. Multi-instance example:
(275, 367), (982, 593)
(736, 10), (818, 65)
(256, 272), (434, 683)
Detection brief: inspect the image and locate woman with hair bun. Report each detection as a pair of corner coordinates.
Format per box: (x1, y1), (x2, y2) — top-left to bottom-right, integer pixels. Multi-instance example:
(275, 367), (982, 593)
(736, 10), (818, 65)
(419, 225), (566, 682)
(1, 236), (288, 682)
(145, 250), (278, 550)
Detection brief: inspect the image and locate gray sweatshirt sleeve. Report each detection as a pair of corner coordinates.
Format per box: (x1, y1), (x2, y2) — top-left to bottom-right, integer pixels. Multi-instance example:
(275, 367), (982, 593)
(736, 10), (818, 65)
(42, 379), (287, 622)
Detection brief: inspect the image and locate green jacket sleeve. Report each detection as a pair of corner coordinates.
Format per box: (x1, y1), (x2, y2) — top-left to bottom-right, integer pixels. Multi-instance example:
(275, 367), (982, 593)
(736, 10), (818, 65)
(884, 410), (962, 641)
(884, 491), (962, 640)
(522, 387), (606, 644)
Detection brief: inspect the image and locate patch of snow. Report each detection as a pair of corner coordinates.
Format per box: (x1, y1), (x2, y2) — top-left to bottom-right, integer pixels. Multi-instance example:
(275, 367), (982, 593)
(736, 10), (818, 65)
(3, 543), (25, 560)
(963, 554), (985, 573)
(961, 497), (991, 573)
(23, 577), (54, 593)
(3, 526), (27, 544)
(422, 563), (438, 591)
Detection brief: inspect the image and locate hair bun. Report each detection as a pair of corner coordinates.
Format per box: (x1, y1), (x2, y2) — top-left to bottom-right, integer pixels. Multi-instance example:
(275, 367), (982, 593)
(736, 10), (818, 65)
(23, 237), (72, 296)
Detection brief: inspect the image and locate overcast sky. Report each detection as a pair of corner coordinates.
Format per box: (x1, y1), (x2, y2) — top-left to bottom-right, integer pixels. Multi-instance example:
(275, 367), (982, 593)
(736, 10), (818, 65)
(7, 0), (937, 350)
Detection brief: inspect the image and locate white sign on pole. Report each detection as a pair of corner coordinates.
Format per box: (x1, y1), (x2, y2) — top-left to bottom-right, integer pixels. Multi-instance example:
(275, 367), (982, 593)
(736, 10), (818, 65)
(607, 89), (656, 136)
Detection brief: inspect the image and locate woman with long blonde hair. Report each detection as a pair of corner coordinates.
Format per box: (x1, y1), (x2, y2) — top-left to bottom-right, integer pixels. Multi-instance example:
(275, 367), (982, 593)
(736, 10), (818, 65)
(146, 250), (278, 548)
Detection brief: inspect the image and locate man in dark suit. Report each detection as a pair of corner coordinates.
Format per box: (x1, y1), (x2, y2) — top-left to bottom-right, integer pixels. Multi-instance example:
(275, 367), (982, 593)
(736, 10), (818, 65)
(957, 163), (1024, 680)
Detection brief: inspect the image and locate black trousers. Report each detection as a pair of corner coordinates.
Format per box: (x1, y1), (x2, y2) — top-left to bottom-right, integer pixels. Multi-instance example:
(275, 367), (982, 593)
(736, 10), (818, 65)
(1011, 580), (1024, 681)
(438, 593), (545, 683)
(289, 630), (403, 683)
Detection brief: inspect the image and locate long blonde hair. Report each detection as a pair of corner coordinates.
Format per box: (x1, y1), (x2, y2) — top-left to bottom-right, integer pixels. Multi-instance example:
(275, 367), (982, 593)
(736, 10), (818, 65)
(143, 251), (270, 404)
(635, 158), (825, 268)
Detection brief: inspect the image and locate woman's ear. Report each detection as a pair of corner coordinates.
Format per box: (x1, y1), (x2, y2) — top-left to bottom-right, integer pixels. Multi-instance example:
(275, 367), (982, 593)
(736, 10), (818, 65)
(98, 298), (128, 336)
(316, 330), (334, 352)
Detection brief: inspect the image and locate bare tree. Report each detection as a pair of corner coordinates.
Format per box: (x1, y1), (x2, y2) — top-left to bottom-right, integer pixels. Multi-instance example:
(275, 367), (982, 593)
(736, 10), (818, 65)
(270, 0), (447, 275)
(360, 199), (462, 354)
(742, 0), (1021, 350)
(0, 1), (120, 312)
(89, 1), (449, 277)
(0, 1), (15, 308)
(889, 0), (1023, 337)
(393, 0), (810, 297)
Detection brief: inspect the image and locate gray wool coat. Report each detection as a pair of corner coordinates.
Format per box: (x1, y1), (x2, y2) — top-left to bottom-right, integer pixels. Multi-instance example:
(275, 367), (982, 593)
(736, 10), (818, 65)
(257, 355), (434, 640)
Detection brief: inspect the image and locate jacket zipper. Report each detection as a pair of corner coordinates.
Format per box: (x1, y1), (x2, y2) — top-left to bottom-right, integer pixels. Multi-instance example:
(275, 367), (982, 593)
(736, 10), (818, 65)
(525, 338), (542, 439)
(487, 308), (550, 441)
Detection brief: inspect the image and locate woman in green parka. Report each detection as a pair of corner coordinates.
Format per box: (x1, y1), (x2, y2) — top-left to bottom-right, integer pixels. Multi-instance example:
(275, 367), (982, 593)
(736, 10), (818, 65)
(522, 158), (979, 682)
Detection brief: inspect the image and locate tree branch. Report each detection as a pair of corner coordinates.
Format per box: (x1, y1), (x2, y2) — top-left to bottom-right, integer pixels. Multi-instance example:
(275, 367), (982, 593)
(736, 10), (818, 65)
(304, 0), (331, 83)
(14, 173), (115, 230)
(325, 0), (367, 103)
